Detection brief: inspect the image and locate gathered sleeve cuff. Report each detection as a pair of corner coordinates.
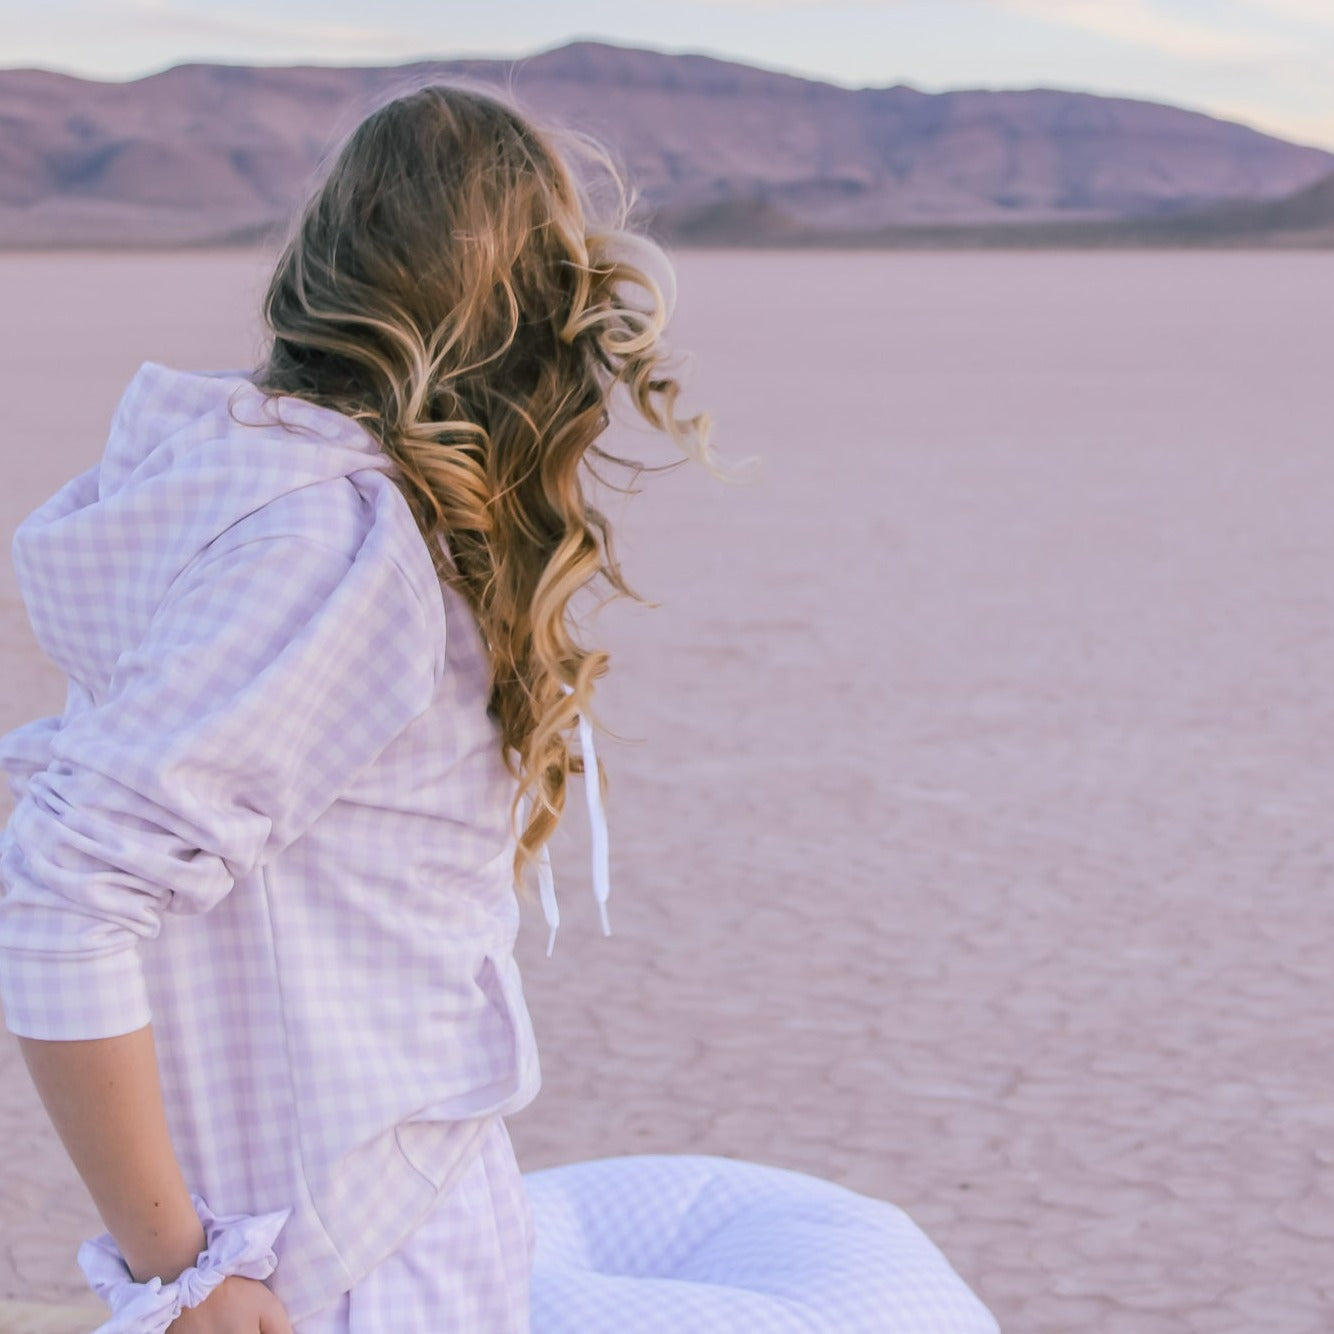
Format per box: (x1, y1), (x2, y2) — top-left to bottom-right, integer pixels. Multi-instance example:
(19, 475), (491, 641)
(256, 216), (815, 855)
(78, 1192), (292, 1334)
(0, 528), (443, 1040)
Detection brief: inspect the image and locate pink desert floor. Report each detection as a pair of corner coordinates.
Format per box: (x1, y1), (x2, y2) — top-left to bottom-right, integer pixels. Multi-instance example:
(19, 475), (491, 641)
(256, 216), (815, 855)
(0, 249), (1331, 1334)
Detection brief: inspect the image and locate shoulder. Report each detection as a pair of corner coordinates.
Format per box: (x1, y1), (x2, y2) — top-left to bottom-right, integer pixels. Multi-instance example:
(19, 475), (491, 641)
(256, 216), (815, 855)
(211, 480), (373, 563)
(181, 471), (448, 668)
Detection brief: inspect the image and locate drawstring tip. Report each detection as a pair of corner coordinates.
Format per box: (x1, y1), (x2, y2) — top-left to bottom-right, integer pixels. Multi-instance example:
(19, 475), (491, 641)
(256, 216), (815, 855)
(598, 900), (611, 938)
(545, 924), (558, 958)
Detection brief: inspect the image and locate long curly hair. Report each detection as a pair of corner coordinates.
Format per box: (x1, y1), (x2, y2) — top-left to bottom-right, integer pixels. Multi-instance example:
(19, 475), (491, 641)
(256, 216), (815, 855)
(249, 78), (751, 904)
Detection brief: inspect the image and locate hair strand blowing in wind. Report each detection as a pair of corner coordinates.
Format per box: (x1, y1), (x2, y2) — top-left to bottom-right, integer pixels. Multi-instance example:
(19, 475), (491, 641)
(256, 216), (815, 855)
(251, 79), (757, 904)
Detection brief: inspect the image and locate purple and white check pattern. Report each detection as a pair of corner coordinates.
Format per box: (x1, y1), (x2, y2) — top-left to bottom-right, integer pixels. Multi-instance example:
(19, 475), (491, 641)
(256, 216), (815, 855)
(0, 360), (992, 1334)
(297, 1116), (536, 1334)
(0, 363), (542, 1326)
(523, 1153), (1001, 1334)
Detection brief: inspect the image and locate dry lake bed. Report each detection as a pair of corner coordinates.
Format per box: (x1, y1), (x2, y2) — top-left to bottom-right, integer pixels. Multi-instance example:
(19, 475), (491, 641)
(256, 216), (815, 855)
(1, 248), (1332, 1333)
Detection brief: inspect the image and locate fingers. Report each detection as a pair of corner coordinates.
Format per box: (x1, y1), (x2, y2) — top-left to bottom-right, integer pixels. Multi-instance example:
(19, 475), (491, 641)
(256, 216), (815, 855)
(257, 1289), (296, 1334)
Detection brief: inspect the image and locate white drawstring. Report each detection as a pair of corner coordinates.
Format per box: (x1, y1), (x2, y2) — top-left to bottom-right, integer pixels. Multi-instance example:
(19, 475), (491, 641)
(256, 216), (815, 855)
(524, 682), (611, 957)
(534, 830), (560, 959)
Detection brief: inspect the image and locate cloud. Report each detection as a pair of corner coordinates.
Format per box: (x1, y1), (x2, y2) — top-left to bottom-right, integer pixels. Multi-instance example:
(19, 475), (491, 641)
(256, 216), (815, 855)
(1207, 98), (1334, 152)
(1233, 0), (1334, 29)
(674, 1), (912, 6)
(120, 0), (421, 53)
(14, 0), (436, 66)
(999, 0), (1296, 64)
(674, 0), (1331, 56)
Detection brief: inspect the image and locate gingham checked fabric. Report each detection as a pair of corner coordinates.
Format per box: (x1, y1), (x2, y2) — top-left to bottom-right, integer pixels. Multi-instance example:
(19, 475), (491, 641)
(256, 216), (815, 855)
(296, 1115), (536, 1333)
(523, 1153), (1001, 1334)
(0, 362), (562, 1326)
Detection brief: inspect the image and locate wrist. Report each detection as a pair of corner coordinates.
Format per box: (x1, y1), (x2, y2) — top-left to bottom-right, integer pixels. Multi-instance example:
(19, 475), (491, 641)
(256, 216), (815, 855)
(79, 1194), (292, 1334)
(122, 1208), (208, 1286)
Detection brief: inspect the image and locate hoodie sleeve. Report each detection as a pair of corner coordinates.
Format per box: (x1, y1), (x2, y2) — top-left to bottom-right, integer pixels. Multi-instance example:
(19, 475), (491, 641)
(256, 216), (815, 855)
(0, 531), (444, 1041)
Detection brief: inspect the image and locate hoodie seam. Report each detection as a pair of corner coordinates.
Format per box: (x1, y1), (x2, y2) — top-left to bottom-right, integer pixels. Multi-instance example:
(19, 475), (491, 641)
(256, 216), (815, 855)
(150, 530), (355, 616)
(194, 530), (445, 683)
(157, 531), (433, 636)
(256, 859), (351, 1285)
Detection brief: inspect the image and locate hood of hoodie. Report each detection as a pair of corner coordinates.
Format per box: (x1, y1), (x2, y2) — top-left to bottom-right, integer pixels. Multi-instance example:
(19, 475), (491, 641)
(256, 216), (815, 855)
(2, 360), (439, 786)
(4, 360), (614, 955)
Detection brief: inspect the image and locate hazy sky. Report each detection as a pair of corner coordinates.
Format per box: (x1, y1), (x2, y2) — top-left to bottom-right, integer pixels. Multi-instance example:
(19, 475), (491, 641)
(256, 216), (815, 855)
(6, 0), (1334, 152)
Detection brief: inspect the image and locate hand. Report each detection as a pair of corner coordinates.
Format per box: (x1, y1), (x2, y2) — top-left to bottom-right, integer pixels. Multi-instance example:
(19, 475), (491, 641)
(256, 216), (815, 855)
(166, 1274), (294, 1333)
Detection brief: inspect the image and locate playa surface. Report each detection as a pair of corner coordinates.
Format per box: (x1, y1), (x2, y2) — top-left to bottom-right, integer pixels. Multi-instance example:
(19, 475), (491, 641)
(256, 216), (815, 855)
(1, 249), (1331, 1334)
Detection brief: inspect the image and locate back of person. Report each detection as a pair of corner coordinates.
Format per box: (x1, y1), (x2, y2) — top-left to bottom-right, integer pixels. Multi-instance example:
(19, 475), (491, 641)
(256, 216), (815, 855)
(0, 80), (742, 1334)
(0, 357), (545, 1323)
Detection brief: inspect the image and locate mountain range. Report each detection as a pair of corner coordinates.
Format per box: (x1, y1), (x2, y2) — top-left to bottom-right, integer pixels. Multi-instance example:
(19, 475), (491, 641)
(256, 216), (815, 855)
(2, 40), (1333, 248)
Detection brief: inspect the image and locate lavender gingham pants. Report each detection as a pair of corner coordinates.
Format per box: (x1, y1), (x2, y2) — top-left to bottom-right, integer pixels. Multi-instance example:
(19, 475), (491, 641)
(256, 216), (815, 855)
(294, 1117), (535, 1334)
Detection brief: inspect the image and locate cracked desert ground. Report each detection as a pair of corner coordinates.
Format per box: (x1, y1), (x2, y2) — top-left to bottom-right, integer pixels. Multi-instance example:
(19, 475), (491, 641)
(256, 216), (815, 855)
(1, 248), (1331, 1334)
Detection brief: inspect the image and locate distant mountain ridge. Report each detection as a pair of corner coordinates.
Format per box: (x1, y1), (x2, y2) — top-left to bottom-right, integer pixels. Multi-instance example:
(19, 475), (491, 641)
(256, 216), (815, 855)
(1, 40), (1333, 248)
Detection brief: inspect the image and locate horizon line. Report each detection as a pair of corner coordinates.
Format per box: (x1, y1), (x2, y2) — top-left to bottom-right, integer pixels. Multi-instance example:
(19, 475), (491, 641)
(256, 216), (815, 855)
(2, 36), (1332, 157)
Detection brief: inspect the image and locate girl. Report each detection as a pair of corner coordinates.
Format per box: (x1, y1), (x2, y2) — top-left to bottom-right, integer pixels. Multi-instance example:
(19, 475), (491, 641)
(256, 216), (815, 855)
(0, 81), (742, 1333)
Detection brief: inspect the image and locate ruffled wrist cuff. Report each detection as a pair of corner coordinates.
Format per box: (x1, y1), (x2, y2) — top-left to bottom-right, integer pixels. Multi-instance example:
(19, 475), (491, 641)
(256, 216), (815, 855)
(76, 1193), (293, 1334)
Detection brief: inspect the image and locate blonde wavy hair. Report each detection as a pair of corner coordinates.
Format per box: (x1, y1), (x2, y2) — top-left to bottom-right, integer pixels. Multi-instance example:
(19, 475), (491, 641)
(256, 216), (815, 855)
(250, 79), (751, 903)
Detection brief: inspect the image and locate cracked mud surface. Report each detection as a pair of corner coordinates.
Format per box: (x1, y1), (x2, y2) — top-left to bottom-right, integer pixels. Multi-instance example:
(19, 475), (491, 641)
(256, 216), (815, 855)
(2, 250), (1331, 1333)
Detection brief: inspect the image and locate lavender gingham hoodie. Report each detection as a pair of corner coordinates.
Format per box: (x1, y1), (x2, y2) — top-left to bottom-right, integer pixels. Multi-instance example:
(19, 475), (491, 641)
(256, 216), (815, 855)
(0, 362), (604, 1322)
